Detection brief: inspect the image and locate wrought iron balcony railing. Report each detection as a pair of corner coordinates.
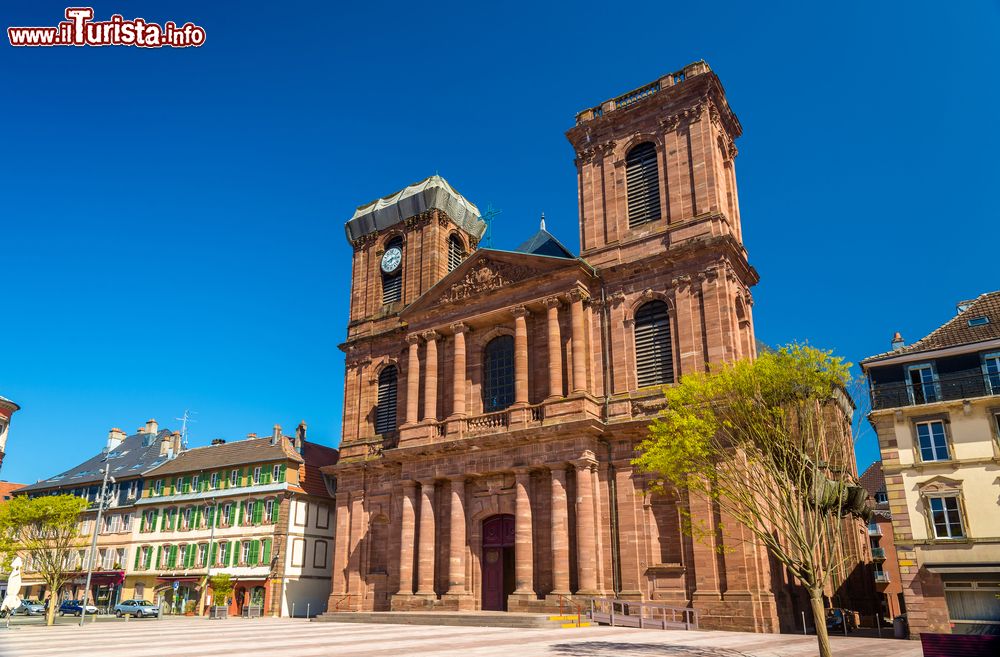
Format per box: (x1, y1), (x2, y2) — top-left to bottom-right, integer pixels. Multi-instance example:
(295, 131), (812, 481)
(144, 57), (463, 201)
(870, 370), (998, 410)
(871, 547), (886, 560)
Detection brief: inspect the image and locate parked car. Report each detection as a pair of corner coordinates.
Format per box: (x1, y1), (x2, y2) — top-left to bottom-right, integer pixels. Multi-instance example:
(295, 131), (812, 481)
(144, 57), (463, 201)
(58, 600), (98, 616)
(113, 599), (159, 618)
(15, 600), (45, 616)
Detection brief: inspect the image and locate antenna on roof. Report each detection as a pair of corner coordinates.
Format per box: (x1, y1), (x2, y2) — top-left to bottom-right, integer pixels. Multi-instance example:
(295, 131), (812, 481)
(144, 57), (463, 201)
(480, 203), (502, 248)
(174, 410), (196, 449)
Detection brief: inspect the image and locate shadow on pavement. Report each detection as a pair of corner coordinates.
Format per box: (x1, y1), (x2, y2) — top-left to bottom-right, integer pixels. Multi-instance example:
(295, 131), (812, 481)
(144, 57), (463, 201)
(550, 642), (751, 657)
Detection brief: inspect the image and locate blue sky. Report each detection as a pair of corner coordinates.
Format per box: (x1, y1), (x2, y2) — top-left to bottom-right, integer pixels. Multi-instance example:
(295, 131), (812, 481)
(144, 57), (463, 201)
(2, 1), (997, 485)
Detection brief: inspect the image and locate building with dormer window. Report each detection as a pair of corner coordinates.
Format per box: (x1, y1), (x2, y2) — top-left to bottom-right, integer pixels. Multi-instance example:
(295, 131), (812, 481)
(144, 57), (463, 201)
(862, 290), (1000, 637)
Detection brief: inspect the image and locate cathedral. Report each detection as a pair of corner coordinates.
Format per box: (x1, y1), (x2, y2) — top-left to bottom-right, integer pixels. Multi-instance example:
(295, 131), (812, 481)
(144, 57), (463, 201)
(322, 61), (866, 632)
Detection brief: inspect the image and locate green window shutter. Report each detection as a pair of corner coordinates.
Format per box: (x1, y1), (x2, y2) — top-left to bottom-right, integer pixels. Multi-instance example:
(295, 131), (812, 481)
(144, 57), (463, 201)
(172, 545), (179, 567)
(253, 500), (263, 525)
(261, 539), (271, 565)
(152, 509), (159, 531)
(208, 505), (216, 528)
(134, 547), (141, 570)
(158, 510), (166, 531)
(230, 541), (238, 566)
(139, 513), (146, 533)
(194, 506), (202, 528)
(210, 542), (217, 566)
(155, 546), (162, 568)
(250, 540), (260, 565)
(144, 547), (152, 570)
(271, 499), (280, 524)
(183, 476), (190, 493)
(279, 464), (286, 483)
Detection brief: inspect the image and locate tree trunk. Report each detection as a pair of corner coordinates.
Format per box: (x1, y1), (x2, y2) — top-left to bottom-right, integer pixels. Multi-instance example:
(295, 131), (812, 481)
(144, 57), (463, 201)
(45, 600), (56, 627)
(809, 587), (832, 657)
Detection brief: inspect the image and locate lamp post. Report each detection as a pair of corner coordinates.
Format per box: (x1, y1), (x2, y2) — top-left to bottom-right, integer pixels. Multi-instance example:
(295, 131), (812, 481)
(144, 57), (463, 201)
(197, 501), (217, 616)
(80, 458), (115, 626)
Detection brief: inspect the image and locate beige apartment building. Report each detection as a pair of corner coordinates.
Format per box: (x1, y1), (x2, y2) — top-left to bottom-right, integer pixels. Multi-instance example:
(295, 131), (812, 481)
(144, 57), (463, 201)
(863, 291), (1000, 636)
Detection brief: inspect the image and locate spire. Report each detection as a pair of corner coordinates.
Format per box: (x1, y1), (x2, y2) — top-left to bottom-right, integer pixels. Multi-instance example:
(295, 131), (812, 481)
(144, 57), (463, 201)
(540, 212), (546, 231)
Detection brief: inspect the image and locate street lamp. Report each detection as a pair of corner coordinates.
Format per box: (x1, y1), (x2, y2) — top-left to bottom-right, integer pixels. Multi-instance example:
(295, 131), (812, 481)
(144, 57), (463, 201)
(80, 457), (116, 626)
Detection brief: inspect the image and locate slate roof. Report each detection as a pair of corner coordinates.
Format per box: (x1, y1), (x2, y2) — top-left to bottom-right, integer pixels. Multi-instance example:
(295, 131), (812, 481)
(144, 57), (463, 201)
(862, 290), (1000, 364)
(515, 224), (575, 259)
(145, 436), (304, 478)
(19, 430), (173, 493)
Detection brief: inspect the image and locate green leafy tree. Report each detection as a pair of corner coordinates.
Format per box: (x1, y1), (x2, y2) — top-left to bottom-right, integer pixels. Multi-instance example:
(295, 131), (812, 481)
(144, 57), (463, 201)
(209, 573), (234, 607)
(634, 344), (866, 657)
(0, 494), (88, 626)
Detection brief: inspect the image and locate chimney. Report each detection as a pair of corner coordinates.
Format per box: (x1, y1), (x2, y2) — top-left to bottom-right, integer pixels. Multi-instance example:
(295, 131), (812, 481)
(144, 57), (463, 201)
(271, 424), (282, 445)
(171, 431), (182, 455)
(106, 427), (126, 452)
(145, 419), (158, 435)
(295, 421), (307, 454)
(211, 438), (227, 446)
(891, 332), (905, 351)
(159, 432), (172, 456)
(247, 432), (258, 441)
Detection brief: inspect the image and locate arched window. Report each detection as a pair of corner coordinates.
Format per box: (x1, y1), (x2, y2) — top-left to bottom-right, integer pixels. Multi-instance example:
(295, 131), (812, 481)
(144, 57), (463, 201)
(626, 142), (662, 228)
(381, 237), (403, 304)
(634, 300), (674, 386)
(482, 335), (515, 412)
(375, 365), (398, 435)
(448, 234), (465, 273)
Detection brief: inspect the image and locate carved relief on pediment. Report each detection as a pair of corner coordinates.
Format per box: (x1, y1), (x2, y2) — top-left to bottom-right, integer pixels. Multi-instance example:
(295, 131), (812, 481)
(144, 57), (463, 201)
(440, 258), (538, 303)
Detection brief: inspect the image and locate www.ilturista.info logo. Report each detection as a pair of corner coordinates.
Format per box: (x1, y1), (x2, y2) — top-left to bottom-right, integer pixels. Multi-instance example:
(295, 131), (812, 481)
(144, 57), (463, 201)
(8, 7), (206, 48)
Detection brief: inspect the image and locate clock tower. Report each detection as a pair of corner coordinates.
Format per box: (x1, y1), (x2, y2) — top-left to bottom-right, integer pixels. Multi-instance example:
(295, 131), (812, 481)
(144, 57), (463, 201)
(340, 175), (487, 447)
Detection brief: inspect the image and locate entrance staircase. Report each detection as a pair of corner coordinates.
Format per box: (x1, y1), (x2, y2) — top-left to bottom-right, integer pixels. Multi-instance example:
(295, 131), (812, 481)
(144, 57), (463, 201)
(546, 613), (591, 629)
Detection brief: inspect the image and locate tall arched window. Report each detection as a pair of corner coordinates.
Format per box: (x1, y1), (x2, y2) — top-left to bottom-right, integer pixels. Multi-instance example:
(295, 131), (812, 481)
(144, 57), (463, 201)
(482, 335), (515, 412)
(448, 234), (465, 273)
(375, 365), (398, 435)
(634, 300), (674, 386)
(626, 142), (662, 228)
(381, 237), (403, 304)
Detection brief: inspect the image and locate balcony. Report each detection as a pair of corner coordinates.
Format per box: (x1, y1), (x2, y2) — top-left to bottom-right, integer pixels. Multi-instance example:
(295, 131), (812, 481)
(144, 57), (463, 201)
(871, 547), (886, 561)
(868, 524), (883, 537)
(870, 370), (997, 410)
(874, 570), (890, 584)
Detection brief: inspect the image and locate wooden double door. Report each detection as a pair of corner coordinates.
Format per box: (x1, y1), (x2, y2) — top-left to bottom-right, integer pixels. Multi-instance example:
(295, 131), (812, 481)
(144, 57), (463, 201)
(481, 514), (515, 611)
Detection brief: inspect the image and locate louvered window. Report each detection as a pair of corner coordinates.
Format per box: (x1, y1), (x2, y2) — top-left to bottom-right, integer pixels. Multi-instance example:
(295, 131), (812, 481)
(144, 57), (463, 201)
(483, 335), (515, 412)
(375, 365), (398, 434)
(382, 237), (403, 304)
(626, 142), (662, 228)
(448, 235), (465, 273)
(634, 300), (674, 386)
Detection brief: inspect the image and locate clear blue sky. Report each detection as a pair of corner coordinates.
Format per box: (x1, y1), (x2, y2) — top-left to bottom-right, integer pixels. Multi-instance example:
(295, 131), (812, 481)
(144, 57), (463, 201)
(3, 1), (997, 485)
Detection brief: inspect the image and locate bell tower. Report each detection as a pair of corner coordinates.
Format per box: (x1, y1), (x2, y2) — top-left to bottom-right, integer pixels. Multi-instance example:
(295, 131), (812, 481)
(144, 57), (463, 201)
(566, 61), (745, 270)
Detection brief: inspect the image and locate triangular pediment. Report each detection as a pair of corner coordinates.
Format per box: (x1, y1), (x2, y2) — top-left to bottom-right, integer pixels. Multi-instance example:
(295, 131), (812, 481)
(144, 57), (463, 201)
(401, 249), (581, 318)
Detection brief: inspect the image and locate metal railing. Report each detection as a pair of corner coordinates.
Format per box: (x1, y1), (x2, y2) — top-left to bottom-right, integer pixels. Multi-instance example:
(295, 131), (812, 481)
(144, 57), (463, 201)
(874, 571), (890, 584)
(871, 547), (886, 560)
(870, 370), (997, 410)
(868, 524), (883, 537)
(589, 597), (698, 630)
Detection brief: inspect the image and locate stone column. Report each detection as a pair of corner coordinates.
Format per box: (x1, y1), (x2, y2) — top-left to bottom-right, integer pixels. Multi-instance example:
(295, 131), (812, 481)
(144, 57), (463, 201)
(550, 466), (570, 595)
(416, 479), (436, 596)
(569, 289), (587, 393)
(422, 331), (440, 422)
(447, 476), (467, 595)
(512, 306), (529, 406)
(397, 481), (418, 595)
(405, 335), (421, 425)
(513, 469), (534, 594)
(451, 324), (468, 417)
(573, 458), (598, 593)
(545, 297), (563, 400)
(331, 492), (351, 595)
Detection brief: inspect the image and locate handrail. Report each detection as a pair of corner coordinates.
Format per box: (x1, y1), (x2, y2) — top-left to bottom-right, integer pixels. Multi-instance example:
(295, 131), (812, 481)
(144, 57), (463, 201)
(552, 593), (584, 627)
(589, 597), (698, 630)
(332, 594), (353, 611)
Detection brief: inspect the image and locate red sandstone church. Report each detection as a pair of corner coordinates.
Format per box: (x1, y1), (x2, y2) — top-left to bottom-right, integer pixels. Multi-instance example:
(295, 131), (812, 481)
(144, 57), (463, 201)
(323, 61), (869, 632)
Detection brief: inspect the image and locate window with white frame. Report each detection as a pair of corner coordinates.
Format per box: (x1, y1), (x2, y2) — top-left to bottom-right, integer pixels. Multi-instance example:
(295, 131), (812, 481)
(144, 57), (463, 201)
(916, 420), (950, 461)
(115, 548), (125, 568)
(229, 470), (238, 486)
(222, 503), (233, 526)
(265, 499), (274, 523)
(984, 352), (1000, 394)
(122, 513), (132, 531)
(191, 475), (200, 491)
(252, 467), (262, 484)
(928, 496), (965, 539)
(153, 479), (163, 495)
(241, 541), (250, 565)
(272, 464), (281, 481)
(219, 542), (229, 566)
(198, 543), (208, 566)
(183, 507), (193, 529)
(210, 472), (218, 489)
(907, 363), (940, 404)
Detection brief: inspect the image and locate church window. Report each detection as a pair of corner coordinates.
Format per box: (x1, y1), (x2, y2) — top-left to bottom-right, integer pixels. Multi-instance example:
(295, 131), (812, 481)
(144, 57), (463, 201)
(381, 237), (403, 304)
(634, 300), (674, 387)
(375, 365), (398, 435)
(483, 335), (515, 412)
(448, 235), (465, 273)
(626, 142), (662, 228)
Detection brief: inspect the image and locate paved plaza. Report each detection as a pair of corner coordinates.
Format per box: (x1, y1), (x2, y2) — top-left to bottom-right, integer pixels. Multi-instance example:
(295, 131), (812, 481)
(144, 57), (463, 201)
(0, 617), (922, 657)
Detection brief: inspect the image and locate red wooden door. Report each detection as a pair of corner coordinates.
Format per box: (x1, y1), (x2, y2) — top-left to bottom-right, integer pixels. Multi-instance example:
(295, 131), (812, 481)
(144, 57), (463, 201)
(482, 515), (514, 611)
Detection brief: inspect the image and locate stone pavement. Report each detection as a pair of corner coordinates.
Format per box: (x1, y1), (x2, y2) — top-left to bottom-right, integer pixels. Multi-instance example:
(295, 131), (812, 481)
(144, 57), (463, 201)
(0, 617), (922, 657)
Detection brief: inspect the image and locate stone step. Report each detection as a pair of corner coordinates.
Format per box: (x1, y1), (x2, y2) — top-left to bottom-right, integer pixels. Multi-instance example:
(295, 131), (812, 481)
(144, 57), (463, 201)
(559, 621), (593, 628)
(315, 611), (556, 629)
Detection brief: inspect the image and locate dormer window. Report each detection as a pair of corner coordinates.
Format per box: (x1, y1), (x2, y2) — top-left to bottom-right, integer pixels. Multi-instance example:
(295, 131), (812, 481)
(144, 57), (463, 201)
(907, 363), (940, 404)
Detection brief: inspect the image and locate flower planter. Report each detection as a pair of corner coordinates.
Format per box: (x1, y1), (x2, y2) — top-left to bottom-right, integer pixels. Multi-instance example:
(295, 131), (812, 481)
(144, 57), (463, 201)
(209, 606), (228, 620)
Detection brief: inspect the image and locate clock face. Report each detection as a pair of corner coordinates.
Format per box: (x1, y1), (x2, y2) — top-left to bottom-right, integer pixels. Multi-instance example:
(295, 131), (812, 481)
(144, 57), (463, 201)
(381, 247), (402, 274)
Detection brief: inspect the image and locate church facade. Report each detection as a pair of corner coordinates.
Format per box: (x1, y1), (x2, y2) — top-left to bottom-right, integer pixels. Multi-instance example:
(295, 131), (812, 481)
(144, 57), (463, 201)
(323, 61), (862, 632)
